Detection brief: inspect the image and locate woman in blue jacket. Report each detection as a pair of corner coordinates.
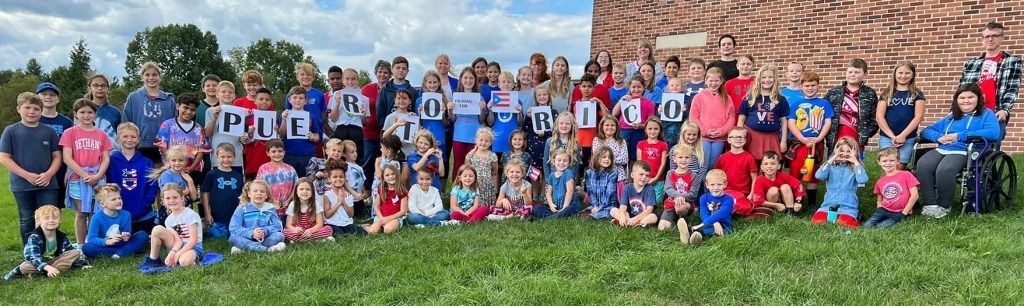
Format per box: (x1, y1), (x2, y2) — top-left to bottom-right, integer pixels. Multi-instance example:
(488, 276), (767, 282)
(916, 84), (1001, 219)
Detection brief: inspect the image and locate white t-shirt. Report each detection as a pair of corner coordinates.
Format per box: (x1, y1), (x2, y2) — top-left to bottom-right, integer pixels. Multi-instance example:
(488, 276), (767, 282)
(408, 185), (444, 217)
(204, 107), (244, 167)
(323, 189), (355, 227)
(327, 89), (365, 128)
(165, 207), (203, 243)
(286, 200), (325, 216)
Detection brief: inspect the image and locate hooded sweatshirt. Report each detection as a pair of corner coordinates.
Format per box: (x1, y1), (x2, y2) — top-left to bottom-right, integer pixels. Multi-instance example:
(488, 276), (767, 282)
(122, 87), (176, 148)
(106, 150), (159, 222)
(229, 202), (283, 240)
(921, 108), (1001, 154)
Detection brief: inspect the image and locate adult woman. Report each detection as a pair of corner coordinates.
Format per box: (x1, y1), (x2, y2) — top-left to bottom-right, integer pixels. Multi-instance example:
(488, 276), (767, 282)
(595, 50), (614, 87)
(624, 38), (663, 83)
(530, 53), (550, 86)
(916, 83), (1001, 219)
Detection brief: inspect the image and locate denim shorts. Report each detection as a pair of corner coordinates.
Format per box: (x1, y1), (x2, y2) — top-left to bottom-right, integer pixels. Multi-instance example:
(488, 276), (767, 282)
(877, 136), (916, 164)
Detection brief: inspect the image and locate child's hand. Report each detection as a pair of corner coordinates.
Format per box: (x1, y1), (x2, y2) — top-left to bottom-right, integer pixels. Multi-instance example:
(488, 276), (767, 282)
(106, 237), (120, 246)
(120, 232), (131, 241)
(425, 148), (437, 156)
(43, 265), (60, 277)
(308, 133), (320, 142)
(212, 106), (222, 118)
(281, 110), (289, 119)
(395, 118), (408, 127)
(165, 253), (178, 267)
(253, 228), (265, 240)
(674, 197), (685, 207)
(302, 228), (314, 238)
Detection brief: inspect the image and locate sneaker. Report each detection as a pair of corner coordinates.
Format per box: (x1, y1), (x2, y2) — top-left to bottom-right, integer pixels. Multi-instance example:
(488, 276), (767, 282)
(230, 246), (243, 254)
(689, 231), (704, 245)
(921, 205), (941, 218)
(414, 224), (426, 229)
(933, 206), (949, 219)
(111, 254), (121, 260)
(268, 242), (287, 252)
(325, 236), (336, 242)
(3, 268), (20, 281)
(677, 218), (691, 245)
(141, 257), (165, 269)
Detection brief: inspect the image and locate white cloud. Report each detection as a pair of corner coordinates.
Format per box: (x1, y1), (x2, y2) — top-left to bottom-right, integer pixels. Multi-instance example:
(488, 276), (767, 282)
(0, 0), (592, 85)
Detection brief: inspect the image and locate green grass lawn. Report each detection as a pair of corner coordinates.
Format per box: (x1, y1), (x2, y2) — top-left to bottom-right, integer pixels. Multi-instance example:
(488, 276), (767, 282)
(1, 154), (1023, 304)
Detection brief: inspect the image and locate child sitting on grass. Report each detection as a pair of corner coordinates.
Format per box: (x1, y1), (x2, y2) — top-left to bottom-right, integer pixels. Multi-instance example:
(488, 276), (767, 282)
(408, 169), (451, 226)
(865, 148), (919, 228)
(679, 169), (734, 245)
(83, 184), (150, 259)
(142, 185), (203, 269)
(284, 178), (334, 243)
(750, 151), (805, 215)
(490, 160), (533, 220)
(229, 180), (287, 253)
(611, 161), (658, 227)
(366, 164), (408, 234)
(4, 205), (90, 280)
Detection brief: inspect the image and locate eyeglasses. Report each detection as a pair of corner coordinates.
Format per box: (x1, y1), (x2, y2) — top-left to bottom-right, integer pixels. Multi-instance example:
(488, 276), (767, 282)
(90, 84), (108, 89)
(728, 136), (745, 139)
(983, 34), (1003, 40)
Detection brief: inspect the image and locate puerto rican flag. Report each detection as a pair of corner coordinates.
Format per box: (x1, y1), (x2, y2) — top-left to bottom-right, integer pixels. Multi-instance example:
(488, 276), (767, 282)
(493, 91), (512, 108)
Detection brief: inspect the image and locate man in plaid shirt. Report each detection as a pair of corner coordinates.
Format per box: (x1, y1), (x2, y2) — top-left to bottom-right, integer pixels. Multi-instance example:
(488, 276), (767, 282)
(960, 21), (1022, 142)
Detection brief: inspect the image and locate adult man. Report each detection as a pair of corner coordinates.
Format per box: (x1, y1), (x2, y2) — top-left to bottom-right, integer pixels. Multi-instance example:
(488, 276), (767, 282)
(960, 21), (1021, 141)
(708, 34), (739, 81)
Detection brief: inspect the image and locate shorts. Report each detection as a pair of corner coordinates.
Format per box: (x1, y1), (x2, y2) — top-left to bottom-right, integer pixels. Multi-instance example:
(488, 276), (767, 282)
(184, 242), (205, 260)
(329, 224), (367, 236)
(660, 207), (691, 223)
(67, 181), (98, 213)
(375, 216), (406, 228)
(877, 136), (917, 164)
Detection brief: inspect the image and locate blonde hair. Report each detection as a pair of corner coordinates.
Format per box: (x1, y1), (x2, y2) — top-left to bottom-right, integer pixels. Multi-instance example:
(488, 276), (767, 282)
(218, 80), (235, 91)
(833, 137), (862, 167)
(637, 38), (656, 62)
(503, 160), (527, 178)
(678, 121), (705, 167)
(160, 184), (185, 199)
(140, 62), (161, 76)
(673, 143), (695, 157)
(341, 140), (358, 162)
(116, 122), (140, 137)
(728, 126), (747, 136)
(421, 70), (451, 105)
(877, 147), (900, 161)
(548, 56), (571, 98)
(34, 205), (61, 223)
(324, 138), (344, 152)
(216, 142), (236, 156)
(880, 62), (922, 104)
(747, 64), (781, 107)
(94, 183), (121, 203)
(295, 62), (315, 76)
(239, 180), (271, 204)
(413, 129), (436, 149)
(706, 169), (727, 184)
(515, 66), (533, 90)
(435, 54), (453, 74)
(498, 71), (515, 89)
(475, 127), (495, 144)
(148, 145), (188, 181)
(548, 112), (579, 167)
(17, 92), (42, 108)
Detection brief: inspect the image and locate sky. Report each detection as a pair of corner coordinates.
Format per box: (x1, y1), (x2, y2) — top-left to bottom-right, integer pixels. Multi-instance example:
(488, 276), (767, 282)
(0, 0), (593, 85)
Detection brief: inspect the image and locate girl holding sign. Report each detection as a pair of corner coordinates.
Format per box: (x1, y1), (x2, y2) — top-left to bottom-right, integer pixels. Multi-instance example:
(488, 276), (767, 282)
(416, 70), (451, 162)
(737, 64), (789, 161)
(688, 67), (736, 170)
(486, 72), (524, 155)
(524, 86), (557, 199)
(611, 76), (656, 161)
(448, 67), (487, 182)
(382, 88), (419, 157)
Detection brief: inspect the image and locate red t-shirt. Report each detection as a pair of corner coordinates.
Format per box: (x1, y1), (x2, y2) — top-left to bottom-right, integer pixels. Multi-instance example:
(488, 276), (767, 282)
(361, 83), (382, 141)
(569, 97), (606, 147)
(235, 96), (274, 176)
(751, 172), (805, 206)
(637, 140), (668, 178)
(714, 151), (757, 195)
(664, 170), (694, 209)
(979, 52), (1004, 110)
(724, 77), (754, 110)
(873, 170), (920, 213)
(378, 187), (406, 218)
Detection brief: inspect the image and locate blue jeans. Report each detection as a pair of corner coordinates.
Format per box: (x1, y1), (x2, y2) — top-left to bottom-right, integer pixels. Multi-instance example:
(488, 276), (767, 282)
(284, 155), (313, 178)
(531, 202), (581, 218)
(362, 140), (381, 190)
(229, 231), (285, 252)
(82, 231), (150, 258)
(864, 209), (905, 228)
(621, 129), (645, 161)
(13, 189), (60, 244)
(408, 210), (451, 225)
(702, 140), (726, 169)
(877, 136), (916, 164)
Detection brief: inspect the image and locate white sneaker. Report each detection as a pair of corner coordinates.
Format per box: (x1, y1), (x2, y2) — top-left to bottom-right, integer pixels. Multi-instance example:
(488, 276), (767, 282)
(111, 254), (121, 260)
(414, 224), (426, 229)
(325, 236), (335, 242)
(230, 246), (242, 254)
(486, 214), (503, 221)
(689, 231), (704, 245)
(921, 205), (941, 218)
(268, 242), (287, 252)
(933, 206), (949, 219)
(677, 218), (690, 245)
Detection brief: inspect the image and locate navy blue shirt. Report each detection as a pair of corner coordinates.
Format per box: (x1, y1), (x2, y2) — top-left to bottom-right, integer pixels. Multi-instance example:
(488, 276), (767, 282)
(39, 114), (73, 138)
(683, 82), (705, 120)
(201, 168), (244, 224)
(738, 95), (790, 133)
(884, 90), (925, 138)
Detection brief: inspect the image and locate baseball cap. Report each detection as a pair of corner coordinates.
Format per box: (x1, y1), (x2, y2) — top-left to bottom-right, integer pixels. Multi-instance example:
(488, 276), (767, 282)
(35, 82), (60, 95)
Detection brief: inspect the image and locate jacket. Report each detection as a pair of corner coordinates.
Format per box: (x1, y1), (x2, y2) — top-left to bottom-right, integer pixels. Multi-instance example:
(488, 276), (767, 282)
(960, 51), (1023, 114)
(824, 82), (878, 149)
(921, 109), (1002, 153)
(229, 202), (283, 240)
(22, 227), (88, 271)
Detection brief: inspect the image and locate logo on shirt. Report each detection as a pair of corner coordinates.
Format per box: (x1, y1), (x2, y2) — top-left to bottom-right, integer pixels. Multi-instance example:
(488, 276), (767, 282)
(121, 168), (138, 190)
(755, 101), (777, 124)
(706, 200), (722, 214)
(795, 104), (826, 134)
(217, 177), (238, 189)
(882, 182), (903, 201)
(629, 196), (645, 214)
(144, 101), (163, 119)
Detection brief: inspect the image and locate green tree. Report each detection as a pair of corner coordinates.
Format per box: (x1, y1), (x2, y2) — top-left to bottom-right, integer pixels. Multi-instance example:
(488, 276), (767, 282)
(25, 58), (44, 78)
(227, 38), (328, 106)
(0, 72), (42, 126)
(47, 38), (92, 114)
(124, 24), (234, 96)
(358, 69), (371, 87)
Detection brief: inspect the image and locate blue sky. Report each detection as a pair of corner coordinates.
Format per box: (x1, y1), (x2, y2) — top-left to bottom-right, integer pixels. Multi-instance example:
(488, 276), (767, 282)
(0, 0), (593, 85)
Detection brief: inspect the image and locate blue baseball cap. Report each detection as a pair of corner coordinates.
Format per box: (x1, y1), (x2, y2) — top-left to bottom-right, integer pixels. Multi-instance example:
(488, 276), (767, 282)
(35, 82), (60, 95)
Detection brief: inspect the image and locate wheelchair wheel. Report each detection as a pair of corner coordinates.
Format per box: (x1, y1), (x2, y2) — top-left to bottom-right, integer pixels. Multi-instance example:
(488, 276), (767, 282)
(978, 151), (1017, 213)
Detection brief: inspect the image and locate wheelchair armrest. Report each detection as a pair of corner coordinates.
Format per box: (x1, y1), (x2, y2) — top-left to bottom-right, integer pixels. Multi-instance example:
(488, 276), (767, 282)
(965, 136), (990, 145)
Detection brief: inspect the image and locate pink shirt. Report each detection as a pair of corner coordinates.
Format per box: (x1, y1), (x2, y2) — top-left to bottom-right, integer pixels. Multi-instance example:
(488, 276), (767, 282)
(637, 140), (668, 177)
(58, 126), (113, 181)
(617, 96), (655, 130)
(689, 90), (736, 142)
(873, 170), (920, 213)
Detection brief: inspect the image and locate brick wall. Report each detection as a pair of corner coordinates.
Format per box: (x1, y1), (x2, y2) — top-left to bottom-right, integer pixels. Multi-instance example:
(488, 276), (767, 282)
(591, 0), (1024, 152)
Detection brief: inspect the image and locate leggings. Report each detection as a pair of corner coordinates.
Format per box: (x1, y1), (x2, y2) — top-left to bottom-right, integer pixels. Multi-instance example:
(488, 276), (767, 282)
(451, 141), (475, 178)
(915, 150), (967, 209)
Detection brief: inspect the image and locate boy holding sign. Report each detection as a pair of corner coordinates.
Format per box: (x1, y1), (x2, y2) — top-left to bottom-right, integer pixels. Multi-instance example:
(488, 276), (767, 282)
(382, 88), (419, 157)
(570, 74), (608, 170)
(237, 72), (275, 180)
(327, 68), (366, 156)
(204, 81), (244, 174)
(611, 76), (656, 161)
(278, 86), (322, 178)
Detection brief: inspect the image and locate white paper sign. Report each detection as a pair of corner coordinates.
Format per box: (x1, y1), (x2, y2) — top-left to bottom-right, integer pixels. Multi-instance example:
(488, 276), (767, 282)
(660, 93), (686, 122)
(218, 105), (246, 137)
(420, 92), (444, 120)
(490, 91), (519, 113)
(622, 99), (642, 125)
(336, 89), (367, 116)
(285, 110), (310, 140)
(453, 92), (480, 115)
(395, 113), (419, 144)
(574, 101), (597, 128)
(530, 106), (553, 133)
(252, 110), (278, 140)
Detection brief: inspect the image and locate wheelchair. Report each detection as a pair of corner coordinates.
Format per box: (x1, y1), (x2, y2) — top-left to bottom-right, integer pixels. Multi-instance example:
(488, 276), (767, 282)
(911, 136), (1017, 214)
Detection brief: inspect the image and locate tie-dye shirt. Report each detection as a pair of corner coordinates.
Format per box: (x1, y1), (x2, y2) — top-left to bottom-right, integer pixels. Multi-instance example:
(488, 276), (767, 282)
(257, 162), (298, 216)
(154, 118), (210, 167)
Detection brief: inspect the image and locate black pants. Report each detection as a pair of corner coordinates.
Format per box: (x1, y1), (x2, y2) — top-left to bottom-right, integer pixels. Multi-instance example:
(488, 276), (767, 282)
(333, 125), (364, 160)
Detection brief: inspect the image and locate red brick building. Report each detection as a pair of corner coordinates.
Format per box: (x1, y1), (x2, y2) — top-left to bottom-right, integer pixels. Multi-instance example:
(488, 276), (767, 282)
(590, 0), (1024, 152)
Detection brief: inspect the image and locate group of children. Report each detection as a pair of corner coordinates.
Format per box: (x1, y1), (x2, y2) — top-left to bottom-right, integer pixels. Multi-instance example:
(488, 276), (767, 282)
(2, 53), (932, 280)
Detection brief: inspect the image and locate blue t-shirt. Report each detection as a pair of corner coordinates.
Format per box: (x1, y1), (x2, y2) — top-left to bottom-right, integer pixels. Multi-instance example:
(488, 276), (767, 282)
(645, 87), (664, 107)
(85, 210), (133, 248)
(95, 102), (122, 150)
(683, 82), (706, 120)
(481, 83), (496, 104)
(40, 114), (73, 138)
(0, 123), (60, 192)
(780, 87), (804, 109)
(789, 97), (835, 139)
(201, 168), (243, 224)
(619, 183), (657, 216)
(491, 112), (520, 153)
(158, 171), (187, 190)
(884, 90), (926, 138)
(738, 95), (790, 133)
(407, 153), (442, 191)
(608, 86), (629, 108)
(453, 92), (486, 143)
(415, 96), (446, 146)
(278, 111), (323, 157)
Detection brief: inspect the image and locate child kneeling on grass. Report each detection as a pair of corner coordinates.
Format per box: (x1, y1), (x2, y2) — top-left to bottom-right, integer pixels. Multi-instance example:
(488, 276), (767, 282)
(142, 185), (203, 269)
(611, 161), (658, 227)
(229, 180), (287, 253)
(83, 184), (150, 259)
(678, 169), (734, 245)
(811, 137), (869, 228)
(865, 148), (919, 228)
(4, 205), (91, 280)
